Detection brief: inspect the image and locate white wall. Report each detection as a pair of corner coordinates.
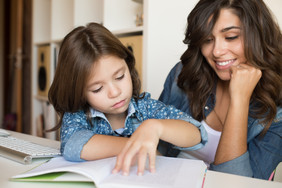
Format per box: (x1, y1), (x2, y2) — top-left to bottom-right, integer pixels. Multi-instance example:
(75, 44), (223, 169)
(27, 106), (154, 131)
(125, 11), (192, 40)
(264, 0), (282, 29)
(144, 0), (282, 99)
(143, 0), (198, 99)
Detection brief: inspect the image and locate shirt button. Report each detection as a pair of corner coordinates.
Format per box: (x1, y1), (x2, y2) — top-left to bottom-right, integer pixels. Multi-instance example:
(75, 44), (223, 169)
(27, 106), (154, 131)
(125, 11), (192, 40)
(204, 106), (209, 110)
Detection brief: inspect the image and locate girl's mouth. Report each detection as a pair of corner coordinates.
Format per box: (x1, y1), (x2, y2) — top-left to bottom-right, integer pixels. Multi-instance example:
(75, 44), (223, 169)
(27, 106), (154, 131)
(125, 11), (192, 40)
(113, 100), (126, 108)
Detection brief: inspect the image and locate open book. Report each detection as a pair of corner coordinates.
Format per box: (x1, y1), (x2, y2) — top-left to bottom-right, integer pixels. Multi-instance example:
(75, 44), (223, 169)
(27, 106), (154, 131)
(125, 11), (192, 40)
(11, 156), (207, 188)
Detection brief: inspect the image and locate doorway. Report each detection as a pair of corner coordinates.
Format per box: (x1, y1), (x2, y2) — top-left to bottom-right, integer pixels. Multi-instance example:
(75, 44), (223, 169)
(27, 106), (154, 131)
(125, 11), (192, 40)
(2, 0), (31, 134)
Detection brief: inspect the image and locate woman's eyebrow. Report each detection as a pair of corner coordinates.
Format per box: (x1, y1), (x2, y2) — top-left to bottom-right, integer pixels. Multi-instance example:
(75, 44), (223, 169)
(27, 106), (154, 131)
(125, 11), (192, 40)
(221, 26), (241, 32)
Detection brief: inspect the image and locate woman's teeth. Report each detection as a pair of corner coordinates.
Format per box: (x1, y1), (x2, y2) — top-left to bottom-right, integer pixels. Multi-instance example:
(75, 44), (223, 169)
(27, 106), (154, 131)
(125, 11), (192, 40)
(216, 60), (234, 66)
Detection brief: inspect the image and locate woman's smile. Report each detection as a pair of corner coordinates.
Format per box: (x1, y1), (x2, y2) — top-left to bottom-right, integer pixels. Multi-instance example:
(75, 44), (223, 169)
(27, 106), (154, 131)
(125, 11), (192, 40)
(215, 59), (236, 70)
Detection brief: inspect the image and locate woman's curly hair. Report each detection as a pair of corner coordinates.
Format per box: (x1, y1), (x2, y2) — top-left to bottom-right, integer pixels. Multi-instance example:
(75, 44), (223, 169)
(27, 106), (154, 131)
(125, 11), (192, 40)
(178, 0), (282, 134)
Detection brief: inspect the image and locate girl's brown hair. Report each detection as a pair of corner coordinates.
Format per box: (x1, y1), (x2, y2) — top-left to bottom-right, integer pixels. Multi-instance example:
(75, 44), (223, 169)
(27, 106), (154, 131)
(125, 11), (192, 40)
(178, 0), (282, 134)
(48, 22), (141, 130)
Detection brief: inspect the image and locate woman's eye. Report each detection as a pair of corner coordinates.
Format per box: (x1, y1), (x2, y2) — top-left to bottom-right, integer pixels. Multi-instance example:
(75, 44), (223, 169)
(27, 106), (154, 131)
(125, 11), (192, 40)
(92, 87), (102, 93)
(116, 74), (124, 80)
(204, 38), (213, 43)
(226, 36), (238, 40)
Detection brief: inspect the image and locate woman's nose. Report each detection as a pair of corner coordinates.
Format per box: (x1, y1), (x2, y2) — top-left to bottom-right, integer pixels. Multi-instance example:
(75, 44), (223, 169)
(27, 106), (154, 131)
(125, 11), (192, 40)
(213, 39), (227, 57)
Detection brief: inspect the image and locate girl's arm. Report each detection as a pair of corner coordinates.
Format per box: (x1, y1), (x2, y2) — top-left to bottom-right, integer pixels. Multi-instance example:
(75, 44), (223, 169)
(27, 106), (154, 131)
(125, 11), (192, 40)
(60, 111), (130, 162)
(112, 119), (201, 176)
(81, 135), (128, 160)
(214, 64), (262, 165)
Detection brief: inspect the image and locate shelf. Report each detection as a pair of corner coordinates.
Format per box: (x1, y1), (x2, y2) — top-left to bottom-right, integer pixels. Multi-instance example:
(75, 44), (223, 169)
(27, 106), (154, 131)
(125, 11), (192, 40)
(51, 39), (63, 44)
(34, 95), (49, 102)
(34, 41), (51, 46)
(103, 0), (143, 32)
(112, 26), (143, 37)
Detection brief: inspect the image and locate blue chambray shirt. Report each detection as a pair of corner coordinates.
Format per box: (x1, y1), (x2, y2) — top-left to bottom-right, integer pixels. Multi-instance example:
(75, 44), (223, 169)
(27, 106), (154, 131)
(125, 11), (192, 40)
(60, 92), (207, 162)
(158, 62), (282, 180)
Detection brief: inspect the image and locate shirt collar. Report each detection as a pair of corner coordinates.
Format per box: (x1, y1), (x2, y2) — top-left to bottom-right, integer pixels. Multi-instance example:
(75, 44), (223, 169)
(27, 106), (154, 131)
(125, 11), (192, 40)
(89, 98), (137, 120)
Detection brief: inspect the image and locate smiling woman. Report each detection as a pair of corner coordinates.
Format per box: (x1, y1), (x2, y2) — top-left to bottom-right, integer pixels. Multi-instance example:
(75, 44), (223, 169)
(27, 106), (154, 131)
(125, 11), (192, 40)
(158, 0), (282, 180)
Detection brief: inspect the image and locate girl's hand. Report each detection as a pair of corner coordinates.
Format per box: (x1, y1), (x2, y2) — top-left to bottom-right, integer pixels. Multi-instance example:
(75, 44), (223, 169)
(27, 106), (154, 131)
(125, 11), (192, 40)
(112, 119), (161, 176)
(229, 64), (262, 102)
(112, 119), (200, 176)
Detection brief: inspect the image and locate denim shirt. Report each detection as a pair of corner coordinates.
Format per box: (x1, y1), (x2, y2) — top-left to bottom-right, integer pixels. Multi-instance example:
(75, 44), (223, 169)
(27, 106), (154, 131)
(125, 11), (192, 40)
(60, 92), (207, 162)
(158, 62), (282, 180)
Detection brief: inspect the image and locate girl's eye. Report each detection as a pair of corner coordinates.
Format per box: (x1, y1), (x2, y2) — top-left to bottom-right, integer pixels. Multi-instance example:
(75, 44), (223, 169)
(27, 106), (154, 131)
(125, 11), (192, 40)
(92, 87), (102, 93)
(226, 36), (238, 40)
(116, 74), (124, 80)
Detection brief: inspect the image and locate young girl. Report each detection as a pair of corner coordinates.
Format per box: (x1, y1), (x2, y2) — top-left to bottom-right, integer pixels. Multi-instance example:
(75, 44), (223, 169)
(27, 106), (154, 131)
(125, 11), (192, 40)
(48, 22), (207, 176)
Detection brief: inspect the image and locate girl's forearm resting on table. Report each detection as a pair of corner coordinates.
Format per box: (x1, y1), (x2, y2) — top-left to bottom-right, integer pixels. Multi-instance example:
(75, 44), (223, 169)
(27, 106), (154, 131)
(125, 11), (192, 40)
(155, 119), (201, 147)
(81, 119), (201, 161)
(81, 134), (129, 160)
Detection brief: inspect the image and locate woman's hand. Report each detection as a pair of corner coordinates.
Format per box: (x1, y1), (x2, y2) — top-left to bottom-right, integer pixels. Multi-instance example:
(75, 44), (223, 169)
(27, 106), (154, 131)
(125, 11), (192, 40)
(112, 119), (161, 176)
(230, 64), (262, 102)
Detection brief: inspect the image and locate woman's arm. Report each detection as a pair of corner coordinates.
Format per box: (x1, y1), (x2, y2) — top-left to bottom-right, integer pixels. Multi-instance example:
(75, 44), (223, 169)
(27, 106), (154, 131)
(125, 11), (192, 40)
(112, 119), (201, 176)
(213, 95), (249, 164)
(211, 111), (282, 179)
(214, 64), (262, 165)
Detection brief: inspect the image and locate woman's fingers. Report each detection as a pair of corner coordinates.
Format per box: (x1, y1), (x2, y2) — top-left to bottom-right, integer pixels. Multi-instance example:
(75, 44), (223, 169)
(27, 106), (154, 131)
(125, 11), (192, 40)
(229, 64), (262, 100)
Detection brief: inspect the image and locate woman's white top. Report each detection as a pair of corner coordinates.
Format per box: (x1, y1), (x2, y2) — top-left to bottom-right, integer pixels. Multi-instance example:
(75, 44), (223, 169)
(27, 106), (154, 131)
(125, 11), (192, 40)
(178, 120), (222, 166)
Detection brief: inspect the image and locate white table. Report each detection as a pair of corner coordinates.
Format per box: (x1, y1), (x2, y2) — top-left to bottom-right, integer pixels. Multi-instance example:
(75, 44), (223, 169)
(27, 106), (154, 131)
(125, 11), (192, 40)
(203, 170), (282, 188)
(0, 130), (94, 188)
(1, 130), (281, 188)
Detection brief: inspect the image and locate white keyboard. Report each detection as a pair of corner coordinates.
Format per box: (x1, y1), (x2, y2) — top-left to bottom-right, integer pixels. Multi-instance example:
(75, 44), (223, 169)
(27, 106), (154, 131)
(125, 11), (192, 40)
(0, 135), (61, 164)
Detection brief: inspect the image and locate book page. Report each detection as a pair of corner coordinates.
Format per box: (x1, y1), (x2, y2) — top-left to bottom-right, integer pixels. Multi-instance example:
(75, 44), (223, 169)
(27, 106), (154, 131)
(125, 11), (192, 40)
(12, 156), (207, 188)
(100, 156), (206, 188)
(12, 157), (116, 184)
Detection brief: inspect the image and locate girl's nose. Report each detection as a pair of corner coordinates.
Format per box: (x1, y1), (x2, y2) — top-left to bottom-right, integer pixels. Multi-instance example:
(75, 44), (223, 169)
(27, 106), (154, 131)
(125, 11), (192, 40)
(108, 83), (121, 98)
